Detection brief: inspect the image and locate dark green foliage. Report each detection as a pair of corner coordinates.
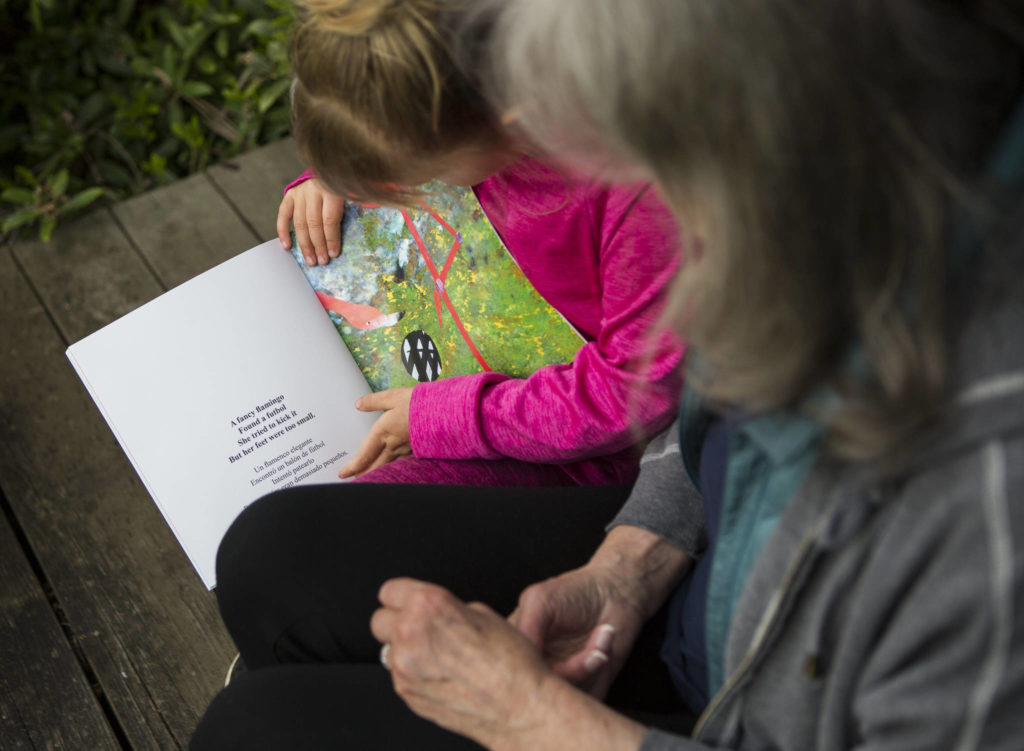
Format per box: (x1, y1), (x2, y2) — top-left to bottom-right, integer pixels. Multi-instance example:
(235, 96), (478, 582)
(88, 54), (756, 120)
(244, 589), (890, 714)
(0, 0), (296, 241)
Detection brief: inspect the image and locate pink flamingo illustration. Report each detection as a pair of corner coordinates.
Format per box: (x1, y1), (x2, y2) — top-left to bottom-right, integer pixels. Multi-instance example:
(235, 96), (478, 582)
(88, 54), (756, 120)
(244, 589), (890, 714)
(315, 290), (405, 330)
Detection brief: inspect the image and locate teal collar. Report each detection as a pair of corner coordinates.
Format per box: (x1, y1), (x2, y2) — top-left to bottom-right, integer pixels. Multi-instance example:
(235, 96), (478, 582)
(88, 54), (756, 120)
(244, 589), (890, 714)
(738, 411), (821, 467)
(677, 383), (823, 493)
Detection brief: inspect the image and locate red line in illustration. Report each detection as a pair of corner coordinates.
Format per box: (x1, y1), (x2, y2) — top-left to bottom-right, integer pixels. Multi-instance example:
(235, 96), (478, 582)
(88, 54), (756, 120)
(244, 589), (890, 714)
(426, 207), (458, 236)
(401, 209), (491, 372)
(440, 238), (461, 280)
(425, 207), (461, 280)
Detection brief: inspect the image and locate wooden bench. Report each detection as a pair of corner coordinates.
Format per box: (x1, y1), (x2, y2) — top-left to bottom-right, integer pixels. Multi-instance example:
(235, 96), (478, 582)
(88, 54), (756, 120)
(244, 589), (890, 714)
(0, 138), (305, 749)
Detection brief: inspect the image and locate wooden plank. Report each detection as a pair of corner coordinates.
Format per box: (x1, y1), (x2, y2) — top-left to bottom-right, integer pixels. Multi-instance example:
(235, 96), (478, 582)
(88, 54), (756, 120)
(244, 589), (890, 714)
(112, 172), (259, 289)
(4, 213), (236, 749)
(0, 505), (120, 750)
(12, 208), (164, 342)
(207, 137), (306, 242)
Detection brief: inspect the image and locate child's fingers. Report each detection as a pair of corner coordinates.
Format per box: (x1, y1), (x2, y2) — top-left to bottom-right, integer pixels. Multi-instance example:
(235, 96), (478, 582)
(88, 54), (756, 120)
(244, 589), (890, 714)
(355, 390), (397, 412)
(339, 432), (385, 478)
(360, 450), (397, 477)
(276, 195), (294, 250)
(323, 198), (345, 259)
(305, 195), (330, 266)
(340, 396), (392, 477)
(323, 213), (343, 259)
(292, 196), (316, 266)
(341, 445), (398, 479)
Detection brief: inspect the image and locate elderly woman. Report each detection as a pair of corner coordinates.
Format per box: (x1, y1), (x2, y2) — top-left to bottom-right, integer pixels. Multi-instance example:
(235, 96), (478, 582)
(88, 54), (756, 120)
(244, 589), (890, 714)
(191, 1), (1024, 749)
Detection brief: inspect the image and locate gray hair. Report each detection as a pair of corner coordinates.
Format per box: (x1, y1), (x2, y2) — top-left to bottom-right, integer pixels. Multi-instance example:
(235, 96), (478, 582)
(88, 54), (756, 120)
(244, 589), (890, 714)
(480, 0), (1024, 459)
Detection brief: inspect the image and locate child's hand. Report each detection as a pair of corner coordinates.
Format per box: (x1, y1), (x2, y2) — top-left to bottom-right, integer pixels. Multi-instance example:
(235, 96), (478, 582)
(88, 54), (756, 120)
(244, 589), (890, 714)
(277, 179), (346, 266)
(339, 387), (415, 478)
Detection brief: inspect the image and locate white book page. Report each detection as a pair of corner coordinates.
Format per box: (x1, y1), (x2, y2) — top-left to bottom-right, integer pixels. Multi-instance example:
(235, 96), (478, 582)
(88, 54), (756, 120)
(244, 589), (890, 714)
(67, 239), (377, 588)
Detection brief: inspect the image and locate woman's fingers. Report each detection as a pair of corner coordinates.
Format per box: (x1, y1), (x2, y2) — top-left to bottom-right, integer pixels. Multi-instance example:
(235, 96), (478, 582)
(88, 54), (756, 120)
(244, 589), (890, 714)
(369, 579), (575, 747)
(371, 579), (435, 646)
(378, 577), (417, 606)
(554, 623), (616, 684)
(466, 601), (500, 619)
(369, 604), (397, 645)
(509, 582), (555, 649)
(508, 573), (629, 697)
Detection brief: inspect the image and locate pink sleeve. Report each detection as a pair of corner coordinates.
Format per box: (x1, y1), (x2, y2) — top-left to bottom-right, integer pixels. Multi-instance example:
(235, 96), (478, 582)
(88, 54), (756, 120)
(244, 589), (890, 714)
(408, 186), (686, 463)
(283, 168), (315, 197)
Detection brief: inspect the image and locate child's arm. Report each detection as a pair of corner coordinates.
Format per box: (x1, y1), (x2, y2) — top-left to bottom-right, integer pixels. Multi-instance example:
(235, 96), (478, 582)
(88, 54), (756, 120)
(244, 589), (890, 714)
(408, 185), (686, 469)
(277, 170), (346, 267)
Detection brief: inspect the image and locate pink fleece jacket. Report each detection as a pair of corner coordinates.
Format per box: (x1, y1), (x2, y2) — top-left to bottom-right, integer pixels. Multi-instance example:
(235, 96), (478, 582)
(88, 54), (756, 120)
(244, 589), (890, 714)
(286, 159), (685, 485)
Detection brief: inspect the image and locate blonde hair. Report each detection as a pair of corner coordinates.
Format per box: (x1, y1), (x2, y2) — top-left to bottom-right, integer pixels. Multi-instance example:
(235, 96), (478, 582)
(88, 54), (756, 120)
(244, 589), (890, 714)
(291, 0), (500, 204)
(483, 0), (1024, 460)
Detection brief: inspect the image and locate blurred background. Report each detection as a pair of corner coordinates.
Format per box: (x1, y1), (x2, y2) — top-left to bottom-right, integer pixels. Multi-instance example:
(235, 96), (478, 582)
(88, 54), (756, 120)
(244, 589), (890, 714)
(0, 0), (295, 243)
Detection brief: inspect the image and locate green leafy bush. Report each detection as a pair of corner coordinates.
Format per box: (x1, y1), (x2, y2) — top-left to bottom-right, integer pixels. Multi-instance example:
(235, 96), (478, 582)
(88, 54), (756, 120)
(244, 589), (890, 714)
(0, 0), (296, 241)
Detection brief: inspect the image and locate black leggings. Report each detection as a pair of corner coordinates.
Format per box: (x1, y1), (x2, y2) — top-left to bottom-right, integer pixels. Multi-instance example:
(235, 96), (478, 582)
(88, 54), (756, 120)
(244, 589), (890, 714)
(190, 483), (692, 750)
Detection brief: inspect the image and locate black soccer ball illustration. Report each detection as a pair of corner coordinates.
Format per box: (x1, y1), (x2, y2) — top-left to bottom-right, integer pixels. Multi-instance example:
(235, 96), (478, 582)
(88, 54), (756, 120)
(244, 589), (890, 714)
(401, 330), (442, 382)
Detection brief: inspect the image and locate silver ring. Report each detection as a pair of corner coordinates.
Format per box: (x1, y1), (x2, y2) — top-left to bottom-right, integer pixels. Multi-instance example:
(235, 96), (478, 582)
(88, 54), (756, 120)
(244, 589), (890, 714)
(380, 643), (392, 671)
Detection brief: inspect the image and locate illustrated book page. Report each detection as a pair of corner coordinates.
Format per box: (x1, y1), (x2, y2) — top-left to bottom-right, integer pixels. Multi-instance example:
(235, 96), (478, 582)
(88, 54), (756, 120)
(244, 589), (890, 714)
(289, 181), (584, 392)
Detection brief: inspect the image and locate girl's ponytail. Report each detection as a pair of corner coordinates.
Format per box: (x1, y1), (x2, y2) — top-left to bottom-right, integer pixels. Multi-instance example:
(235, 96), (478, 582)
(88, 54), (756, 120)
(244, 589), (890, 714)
(291, 1), (500, 205)
(301, 0), (439, 36)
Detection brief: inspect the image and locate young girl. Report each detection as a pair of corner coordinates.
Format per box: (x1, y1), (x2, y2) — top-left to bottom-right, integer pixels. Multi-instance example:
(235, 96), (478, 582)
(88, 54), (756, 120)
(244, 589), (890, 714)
(275, 0), (686, 487)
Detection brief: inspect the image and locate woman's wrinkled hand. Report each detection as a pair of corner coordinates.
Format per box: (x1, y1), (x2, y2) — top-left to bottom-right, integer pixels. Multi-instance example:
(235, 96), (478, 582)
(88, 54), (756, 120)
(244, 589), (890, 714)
(509, 565), (644, 698)
(511, 525), (692, 698)
(370, 578), (557, 749)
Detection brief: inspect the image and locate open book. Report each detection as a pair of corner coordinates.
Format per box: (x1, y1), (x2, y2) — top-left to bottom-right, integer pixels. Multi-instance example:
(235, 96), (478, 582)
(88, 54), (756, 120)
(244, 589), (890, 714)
(67, 182), (583, 588)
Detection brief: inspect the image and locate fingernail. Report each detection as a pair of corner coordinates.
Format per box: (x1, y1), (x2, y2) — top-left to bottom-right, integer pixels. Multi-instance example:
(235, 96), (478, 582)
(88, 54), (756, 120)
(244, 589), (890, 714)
(583, 650), (609, 673)
(280, 238), (290, 249)
(595, 624), (615, 653)
(354, 397), (363, 409)
(305, 255), (314, 266)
